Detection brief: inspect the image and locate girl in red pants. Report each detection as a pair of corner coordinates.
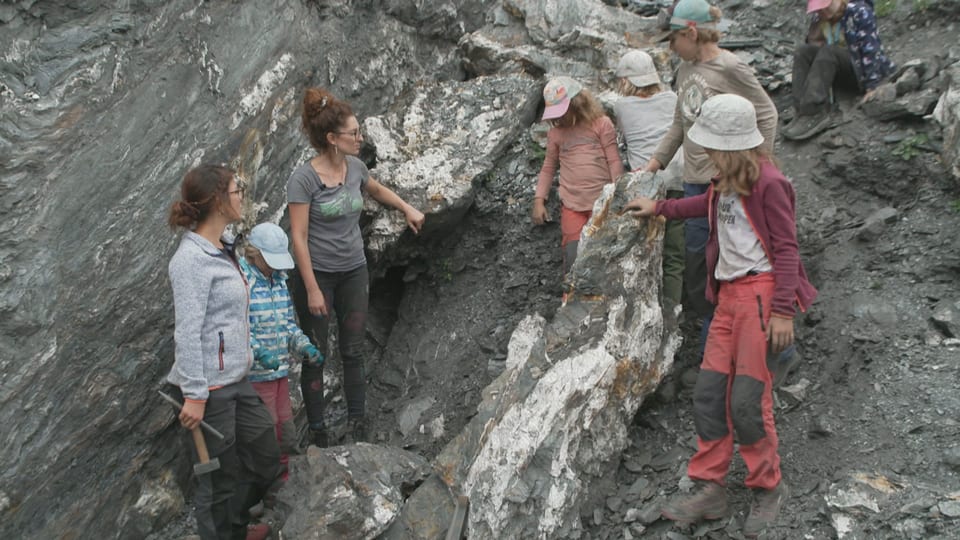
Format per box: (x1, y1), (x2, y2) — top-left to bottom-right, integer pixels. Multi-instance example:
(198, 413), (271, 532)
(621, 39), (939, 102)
(625, 93), (817, 538)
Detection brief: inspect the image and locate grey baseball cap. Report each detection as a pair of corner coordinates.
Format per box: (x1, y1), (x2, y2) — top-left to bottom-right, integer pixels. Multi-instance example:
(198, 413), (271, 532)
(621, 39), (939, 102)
(616, 50), (661, 87)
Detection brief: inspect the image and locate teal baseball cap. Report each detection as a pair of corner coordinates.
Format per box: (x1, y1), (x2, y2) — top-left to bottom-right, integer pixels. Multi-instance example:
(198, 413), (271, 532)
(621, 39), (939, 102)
(669, 0), (717, 30)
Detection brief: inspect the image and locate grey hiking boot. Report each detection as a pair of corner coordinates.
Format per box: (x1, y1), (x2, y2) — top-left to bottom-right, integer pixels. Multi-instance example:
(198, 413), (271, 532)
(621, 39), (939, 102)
(782, 112), (833, 141)
(743, 482), (790, 538)
(661, 481), (729, 524)
(347, 416), (367, 443)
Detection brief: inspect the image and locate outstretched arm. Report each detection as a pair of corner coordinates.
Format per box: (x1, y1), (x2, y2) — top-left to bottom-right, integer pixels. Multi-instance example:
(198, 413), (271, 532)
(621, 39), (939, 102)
(365, 178), (425, 233)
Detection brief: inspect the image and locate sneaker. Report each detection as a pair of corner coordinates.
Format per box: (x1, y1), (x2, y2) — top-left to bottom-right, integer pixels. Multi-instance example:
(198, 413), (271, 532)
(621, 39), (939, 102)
(782, 112), (833, 141)
(743, 482), (790, 538)
(245, 523), (271, 540)
(347, 417), (367, 443)
(309, 426), (328, 448)
(773, 348), (801, 389)
(661, 481), (729, 524)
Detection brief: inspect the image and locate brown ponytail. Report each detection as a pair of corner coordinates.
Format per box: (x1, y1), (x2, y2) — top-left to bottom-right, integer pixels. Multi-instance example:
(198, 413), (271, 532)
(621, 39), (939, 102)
(168, 164), (235, 229)
(301, 87), (355, 152)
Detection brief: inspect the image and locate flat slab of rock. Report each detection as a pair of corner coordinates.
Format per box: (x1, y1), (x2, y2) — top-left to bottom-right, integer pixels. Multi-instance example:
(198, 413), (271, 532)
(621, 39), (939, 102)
(280, 444), (431, 540)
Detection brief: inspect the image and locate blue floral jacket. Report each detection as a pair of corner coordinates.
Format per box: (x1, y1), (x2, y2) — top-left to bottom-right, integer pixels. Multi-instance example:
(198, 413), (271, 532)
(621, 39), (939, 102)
(808, 0), (895, 90)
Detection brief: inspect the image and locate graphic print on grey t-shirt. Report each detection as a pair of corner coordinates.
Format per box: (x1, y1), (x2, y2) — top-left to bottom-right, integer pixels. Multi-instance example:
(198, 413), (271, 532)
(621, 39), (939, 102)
(680, 71), (711, 124)
(286, 155), (370, 272)
(715, 192), (771, 281)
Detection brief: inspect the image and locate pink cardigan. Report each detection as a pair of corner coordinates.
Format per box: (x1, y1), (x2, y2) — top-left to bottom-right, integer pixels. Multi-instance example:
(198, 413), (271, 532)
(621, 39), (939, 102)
(655, 160), (818, 317)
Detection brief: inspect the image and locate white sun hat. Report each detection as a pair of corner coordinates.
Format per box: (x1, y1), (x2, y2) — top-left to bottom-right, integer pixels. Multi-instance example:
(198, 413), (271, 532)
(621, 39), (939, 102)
(687, 94), (764, 151)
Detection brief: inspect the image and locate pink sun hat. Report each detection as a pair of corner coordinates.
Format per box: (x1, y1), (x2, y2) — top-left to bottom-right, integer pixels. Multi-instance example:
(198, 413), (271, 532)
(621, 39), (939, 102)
(807, 0), (831, 13)
(541, 76), (583, 121)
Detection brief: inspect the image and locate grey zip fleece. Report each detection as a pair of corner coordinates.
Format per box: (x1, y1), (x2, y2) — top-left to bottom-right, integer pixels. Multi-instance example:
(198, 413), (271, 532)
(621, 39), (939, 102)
(167, 231), (252, 401)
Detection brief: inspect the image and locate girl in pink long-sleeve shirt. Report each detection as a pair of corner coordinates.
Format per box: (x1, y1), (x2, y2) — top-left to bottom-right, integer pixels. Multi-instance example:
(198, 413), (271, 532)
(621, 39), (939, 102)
(532, 76), (624, 275)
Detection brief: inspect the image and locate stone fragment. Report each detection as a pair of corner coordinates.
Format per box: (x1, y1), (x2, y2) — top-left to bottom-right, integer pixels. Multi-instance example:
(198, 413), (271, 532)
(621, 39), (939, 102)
(892, 518), (926, 538)
(895, 67), (922, 95)
(856, 207), (898, 242)
(808, 415), (836, 438)
(826, 487), (880, 513)
(650, 448), (686, 472)
(397, 396), (436, 438)
(280, 444), (431, 539)
(933, 64), (960, 179)
(931, 299), (960, 338)
(779, 378), (811, 404)
(943, 446), (960, 470)
(898, 497), (936, 515)
(848, 292), (899, 327)
(939, 500), (960, 518)
(863, 87), (940, 121)
(0, 4), (17, 23)
(637, 501), (662, 525)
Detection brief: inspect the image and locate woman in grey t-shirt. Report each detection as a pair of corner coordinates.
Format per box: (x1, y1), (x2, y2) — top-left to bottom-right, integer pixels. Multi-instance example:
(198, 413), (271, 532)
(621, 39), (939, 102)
(288, 87), (425, 445)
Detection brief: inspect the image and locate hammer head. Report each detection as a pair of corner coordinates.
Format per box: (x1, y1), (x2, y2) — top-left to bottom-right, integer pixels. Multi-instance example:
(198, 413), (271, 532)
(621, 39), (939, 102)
(194, 457), (221, 476)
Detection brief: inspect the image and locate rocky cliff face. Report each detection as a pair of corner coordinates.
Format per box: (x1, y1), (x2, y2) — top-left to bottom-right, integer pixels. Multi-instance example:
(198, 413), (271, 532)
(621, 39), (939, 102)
(4, 0), (960, 539)
(0, 0), (498, 537)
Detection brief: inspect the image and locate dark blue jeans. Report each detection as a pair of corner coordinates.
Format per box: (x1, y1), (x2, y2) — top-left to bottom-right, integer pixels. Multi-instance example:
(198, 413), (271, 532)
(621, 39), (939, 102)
(290, 265), (369, 426)
(683, 182), (715, 359)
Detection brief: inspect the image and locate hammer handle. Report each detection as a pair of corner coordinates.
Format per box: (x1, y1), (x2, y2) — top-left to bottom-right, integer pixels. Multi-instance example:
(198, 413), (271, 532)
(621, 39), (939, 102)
(192, 427), (211, 463)
(158, 391), (225, 440)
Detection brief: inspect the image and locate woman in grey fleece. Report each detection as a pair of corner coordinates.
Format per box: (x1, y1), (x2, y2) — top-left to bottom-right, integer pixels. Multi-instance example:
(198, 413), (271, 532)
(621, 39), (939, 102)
(166, 164), (280, 540)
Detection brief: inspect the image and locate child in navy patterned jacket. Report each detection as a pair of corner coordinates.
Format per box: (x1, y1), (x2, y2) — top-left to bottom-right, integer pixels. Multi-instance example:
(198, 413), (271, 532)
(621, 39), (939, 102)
(240, 223), (322, 482)
(784, 0), (895, 140)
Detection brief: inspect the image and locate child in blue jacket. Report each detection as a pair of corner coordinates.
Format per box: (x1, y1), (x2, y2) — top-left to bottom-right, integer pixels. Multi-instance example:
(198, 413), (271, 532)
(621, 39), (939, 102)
(240, 223), (322, 482)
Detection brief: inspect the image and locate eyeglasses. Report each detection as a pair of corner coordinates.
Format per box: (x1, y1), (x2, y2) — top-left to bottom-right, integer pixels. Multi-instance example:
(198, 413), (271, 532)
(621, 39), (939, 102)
(335, 128), (362, 139)
(229, 187), (245, 198)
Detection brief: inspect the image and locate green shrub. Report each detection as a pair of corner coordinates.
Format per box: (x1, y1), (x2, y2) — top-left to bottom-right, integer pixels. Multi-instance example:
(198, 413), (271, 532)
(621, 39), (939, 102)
(891, 134), (928, 161)
(875, 0), (896, 16)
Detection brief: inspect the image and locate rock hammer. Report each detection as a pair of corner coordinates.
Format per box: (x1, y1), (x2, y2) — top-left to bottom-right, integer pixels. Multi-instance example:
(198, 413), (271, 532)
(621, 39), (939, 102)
(190, 426), (221, 476)
(158, 390), (224, 476)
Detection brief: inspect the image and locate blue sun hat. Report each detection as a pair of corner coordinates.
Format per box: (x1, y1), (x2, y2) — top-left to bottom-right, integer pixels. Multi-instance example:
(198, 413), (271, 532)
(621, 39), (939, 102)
(248, 223), (295, 270)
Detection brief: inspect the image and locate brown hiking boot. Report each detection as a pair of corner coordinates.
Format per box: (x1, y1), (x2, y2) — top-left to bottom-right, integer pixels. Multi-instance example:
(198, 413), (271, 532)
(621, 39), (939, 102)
(743, 482), (790, 538)
(661, 481), (729, 524)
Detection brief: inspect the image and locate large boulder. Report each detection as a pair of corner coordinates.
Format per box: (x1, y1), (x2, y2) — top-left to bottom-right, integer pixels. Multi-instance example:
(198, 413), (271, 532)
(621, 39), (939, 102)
(933, 63), (960, 180)
(361, 73), (543, 275)
(383, 171), (681, 539)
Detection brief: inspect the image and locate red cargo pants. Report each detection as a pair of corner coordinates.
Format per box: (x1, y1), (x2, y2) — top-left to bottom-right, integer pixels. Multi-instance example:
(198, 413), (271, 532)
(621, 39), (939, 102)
(686, 273), (781, 490)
